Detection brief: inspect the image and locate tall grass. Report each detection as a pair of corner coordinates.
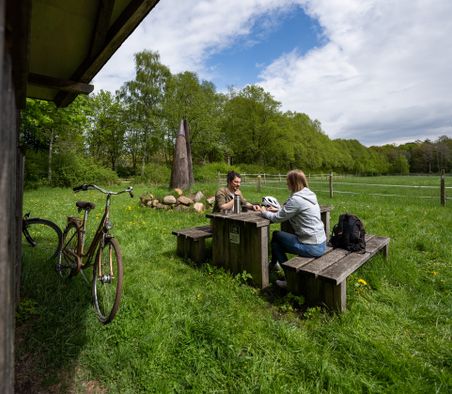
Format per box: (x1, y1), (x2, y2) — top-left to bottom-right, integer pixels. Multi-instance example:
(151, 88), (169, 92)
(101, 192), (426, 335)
(16, 180), (451, 393)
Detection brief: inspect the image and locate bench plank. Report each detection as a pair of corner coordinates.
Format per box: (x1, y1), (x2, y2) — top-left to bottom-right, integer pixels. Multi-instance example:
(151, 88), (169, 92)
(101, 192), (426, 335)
(172, 225), (213, 263)
(299, 248), (350, 276)
(319, 236), (390, 284)
(283, 234), (390, 313)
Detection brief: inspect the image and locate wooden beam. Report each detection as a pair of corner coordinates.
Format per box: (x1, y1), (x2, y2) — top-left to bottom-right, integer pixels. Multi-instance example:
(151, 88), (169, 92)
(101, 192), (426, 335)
(89, 0), (115, 59)
(28, 73), (94, 95)
(7, 0), (31, 109)
(55, 0), (160, 107)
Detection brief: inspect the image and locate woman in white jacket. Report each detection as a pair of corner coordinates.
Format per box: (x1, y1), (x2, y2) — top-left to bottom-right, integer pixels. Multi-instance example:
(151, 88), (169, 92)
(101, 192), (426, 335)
(259, 170), (326, 280)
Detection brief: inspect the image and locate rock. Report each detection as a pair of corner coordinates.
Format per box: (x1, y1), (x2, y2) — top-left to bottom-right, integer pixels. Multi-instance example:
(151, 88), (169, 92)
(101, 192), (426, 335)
(174, 204), (190, 211)
(140, 193), (154, 206)
(174, 188), (183, 196)
(206, 196), (215, 205)
(177, 195), (193, 205)
(194, 191), (204, 202)
(152, 199), (160, 207)
(193, 202), (205, 213)
(146, 200), (153, 207)
(155, 202), (170, 210)
(163, 195), (177, 205)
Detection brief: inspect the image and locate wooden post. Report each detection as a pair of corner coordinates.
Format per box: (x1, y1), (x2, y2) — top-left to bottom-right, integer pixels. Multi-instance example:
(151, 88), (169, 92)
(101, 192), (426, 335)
(263, 173), (266, 184)
(278, 173), (281, 183)
(1, 44), (18, 394)
(257, 175), (261, 192)
(329, 172), (333, 198)
(440, 169), (446, 206)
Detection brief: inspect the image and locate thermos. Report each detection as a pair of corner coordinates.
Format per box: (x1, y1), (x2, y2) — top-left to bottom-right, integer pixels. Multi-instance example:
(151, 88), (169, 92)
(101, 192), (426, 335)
(233, 195), (241, 214)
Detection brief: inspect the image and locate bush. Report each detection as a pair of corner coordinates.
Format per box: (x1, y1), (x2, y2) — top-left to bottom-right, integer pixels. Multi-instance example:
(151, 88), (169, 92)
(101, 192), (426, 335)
(133, 163), (171, 185)
(193, 162), (242, 183)
(51, 153), (118, 187)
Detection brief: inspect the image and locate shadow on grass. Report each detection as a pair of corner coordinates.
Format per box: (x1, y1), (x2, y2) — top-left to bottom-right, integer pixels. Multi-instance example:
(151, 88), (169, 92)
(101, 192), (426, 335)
(166, 246), (311, 319)
(15, 246), (92, 393)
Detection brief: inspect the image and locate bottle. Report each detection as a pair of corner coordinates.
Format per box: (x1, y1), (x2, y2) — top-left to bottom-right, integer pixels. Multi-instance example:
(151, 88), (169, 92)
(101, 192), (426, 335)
(233, 195), (241, 214)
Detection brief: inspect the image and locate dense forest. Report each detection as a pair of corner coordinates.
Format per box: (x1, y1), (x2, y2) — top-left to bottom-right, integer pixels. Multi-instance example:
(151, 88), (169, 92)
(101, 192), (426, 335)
(21, 50), (452, 188)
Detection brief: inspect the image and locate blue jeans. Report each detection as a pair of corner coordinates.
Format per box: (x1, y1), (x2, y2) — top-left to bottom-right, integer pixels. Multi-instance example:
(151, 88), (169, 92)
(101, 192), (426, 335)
(271, 231), (326, 264)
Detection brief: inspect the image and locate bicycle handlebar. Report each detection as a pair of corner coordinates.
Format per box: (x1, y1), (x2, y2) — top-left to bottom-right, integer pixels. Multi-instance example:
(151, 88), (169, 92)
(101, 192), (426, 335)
(73, 184), (134, 198)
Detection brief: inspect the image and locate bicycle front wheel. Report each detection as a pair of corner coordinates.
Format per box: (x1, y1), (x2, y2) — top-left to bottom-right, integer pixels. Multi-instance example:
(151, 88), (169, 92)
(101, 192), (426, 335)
(92, 237), (123, 324)
(22, 218), (63, 261)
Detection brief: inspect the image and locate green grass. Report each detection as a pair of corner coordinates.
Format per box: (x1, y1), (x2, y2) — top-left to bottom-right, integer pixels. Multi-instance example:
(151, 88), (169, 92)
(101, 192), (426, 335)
(17, 180), (452, 393)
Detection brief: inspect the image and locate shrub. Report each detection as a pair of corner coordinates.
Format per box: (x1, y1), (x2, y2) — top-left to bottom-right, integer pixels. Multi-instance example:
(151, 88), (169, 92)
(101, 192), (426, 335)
(193, 162), (242, 183)
(133, 163), (171, 185)
(51, 153), (118, 187)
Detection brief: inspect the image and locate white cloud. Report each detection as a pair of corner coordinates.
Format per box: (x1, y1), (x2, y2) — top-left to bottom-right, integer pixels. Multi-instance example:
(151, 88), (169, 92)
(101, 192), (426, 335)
(93, 0), (452, 146)
(93, 0), (298, 92)
(258, 0), (452, 145)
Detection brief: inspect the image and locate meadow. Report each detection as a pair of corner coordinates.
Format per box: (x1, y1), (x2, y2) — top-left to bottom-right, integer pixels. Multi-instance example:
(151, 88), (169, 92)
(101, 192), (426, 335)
(16, 177), (451, 393)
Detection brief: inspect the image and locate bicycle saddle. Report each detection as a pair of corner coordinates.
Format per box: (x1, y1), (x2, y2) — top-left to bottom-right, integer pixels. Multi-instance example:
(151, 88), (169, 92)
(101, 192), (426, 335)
(76, 201), (96, 211)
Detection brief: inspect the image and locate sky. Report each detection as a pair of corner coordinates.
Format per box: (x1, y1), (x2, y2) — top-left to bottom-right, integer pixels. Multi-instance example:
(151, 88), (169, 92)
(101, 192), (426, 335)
(93, 0), (452, 147)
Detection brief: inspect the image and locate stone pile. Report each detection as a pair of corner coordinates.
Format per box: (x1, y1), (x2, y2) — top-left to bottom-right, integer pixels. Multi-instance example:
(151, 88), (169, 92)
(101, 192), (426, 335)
(140, 188), (215, 213)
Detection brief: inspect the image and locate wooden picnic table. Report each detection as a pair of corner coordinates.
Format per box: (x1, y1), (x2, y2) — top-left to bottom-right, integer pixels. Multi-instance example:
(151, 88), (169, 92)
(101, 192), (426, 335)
(206, 206), (332, 289)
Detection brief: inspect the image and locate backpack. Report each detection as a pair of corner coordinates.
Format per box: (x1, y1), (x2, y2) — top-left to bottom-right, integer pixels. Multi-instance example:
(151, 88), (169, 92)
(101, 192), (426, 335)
(330, 213), (366, 253)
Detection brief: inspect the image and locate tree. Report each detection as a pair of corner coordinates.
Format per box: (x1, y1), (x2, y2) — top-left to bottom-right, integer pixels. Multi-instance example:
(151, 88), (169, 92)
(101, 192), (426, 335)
(120, 50), (171, 175)
(86, 91), (126, 171)
(163, 72), (225, 164)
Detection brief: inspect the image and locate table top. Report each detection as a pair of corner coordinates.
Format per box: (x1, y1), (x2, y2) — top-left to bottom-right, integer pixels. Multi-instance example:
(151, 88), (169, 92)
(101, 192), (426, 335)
(206, 211), (270, 227)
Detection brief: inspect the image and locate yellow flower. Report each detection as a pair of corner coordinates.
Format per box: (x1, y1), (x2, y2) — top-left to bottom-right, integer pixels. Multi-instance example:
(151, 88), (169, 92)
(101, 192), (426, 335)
(431, 271), (439, 276)
(357, 278), (368, 286)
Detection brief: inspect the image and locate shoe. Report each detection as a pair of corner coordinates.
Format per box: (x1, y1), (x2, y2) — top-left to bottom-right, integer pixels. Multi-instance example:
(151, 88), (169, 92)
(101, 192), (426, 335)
(276, 280), (287, 289)
(270, 262), (283, 272)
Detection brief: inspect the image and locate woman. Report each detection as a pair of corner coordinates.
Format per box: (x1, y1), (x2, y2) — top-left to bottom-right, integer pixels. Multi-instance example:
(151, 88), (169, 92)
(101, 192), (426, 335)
(258, 170), (326, 286)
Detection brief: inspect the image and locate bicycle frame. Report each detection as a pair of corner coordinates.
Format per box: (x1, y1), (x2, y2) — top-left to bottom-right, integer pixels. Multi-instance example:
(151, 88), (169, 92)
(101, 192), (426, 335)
(62, 184), (133, 272)
(78, 193), (113, 269)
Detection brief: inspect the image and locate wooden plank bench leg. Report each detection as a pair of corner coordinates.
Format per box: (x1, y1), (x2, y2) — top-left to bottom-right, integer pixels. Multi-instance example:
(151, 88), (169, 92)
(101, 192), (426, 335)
(323, 280), (346, 312)
(190, 238), (206, 264)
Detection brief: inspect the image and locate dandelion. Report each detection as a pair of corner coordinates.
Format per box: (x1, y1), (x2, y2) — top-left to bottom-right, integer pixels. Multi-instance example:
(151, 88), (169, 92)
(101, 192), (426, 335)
(357, 278), (368, 286)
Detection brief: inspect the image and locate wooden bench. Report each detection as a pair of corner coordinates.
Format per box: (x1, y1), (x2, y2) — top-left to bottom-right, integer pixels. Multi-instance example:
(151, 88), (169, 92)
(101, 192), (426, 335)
(282, 235), (390, 312)
(172, 225), (212, 263)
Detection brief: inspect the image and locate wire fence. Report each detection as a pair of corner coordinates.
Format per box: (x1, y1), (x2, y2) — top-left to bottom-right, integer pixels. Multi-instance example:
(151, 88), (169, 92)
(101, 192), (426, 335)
(217, 172), (451, 205)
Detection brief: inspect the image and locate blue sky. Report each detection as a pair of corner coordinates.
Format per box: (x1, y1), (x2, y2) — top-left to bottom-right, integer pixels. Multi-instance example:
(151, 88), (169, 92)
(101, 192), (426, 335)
(94, 0), (452, 146)
(207, 7), (323, 90)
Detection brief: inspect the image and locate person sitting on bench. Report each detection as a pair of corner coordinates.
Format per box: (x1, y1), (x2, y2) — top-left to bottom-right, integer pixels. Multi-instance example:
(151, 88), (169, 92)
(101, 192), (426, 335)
(213, 170), (259, 213)
(256, 169), (326, 287)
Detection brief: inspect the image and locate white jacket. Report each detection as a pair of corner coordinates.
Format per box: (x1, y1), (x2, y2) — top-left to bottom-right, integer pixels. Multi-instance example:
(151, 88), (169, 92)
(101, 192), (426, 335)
(262, 188), (326, 244)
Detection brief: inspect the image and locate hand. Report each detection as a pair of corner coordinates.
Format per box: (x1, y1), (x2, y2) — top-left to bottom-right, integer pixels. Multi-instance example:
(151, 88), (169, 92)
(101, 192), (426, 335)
(267, 206), (279, 212)
(234, 189), (242, 197)
(251, 204), (261, 211)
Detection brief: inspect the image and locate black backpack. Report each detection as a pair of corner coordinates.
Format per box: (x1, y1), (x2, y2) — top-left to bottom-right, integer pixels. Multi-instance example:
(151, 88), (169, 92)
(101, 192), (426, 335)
(330, 213), (366, 253)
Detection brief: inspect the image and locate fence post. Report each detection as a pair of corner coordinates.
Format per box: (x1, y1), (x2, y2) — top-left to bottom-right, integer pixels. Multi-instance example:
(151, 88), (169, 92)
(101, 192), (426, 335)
(278, 173), (281, 183)
(329, 172), (333, 198)
(440, 169), (446, 206)
(257, 175), (261, 192)
(217, 171), (221, 185)
(263, 173), (266, 184)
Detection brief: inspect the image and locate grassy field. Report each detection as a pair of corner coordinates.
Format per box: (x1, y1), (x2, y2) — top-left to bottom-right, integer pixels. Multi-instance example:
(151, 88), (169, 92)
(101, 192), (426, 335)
(16, 178), (451, 393)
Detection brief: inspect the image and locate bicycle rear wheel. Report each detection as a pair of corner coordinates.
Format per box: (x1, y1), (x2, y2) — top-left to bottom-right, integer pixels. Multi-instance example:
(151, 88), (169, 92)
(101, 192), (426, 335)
(92, 237), (123, 324)
(22, 218), (63, 261)
(58, 223), (81, 279)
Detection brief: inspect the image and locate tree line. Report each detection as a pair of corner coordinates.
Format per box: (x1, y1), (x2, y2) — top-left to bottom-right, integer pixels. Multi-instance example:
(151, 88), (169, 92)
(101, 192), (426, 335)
(20, 50), (452, 187)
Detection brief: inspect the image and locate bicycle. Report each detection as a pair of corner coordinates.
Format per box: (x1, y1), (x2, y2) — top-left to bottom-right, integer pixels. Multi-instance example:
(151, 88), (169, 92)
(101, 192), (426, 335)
(22, 212), (63, 261)
(57, 184), (133, 324)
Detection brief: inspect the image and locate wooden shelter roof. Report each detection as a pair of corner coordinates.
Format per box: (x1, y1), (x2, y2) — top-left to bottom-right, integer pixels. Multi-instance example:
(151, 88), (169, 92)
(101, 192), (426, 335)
(10, 0), (160, 107)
